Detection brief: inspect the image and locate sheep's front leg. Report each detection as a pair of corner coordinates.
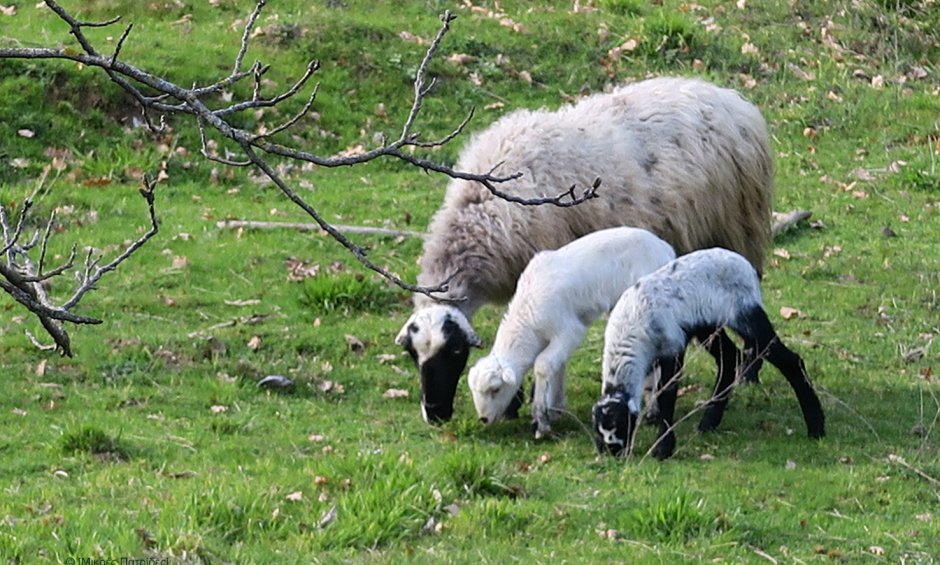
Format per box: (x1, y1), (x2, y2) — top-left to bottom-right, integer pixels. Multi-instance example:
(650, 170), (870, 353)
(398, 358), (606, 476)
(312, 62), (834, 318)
(531, 329), (585, 439)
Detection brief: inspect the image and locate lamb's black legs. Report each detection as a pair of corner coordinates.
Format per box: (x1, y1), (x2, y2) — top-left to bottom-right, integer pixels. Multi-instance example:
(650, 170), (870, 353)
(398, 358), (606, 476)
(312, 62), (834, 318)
(650, 355), (682, 459)
(737, 306), (826, 439)
(696, 328), (740, 432)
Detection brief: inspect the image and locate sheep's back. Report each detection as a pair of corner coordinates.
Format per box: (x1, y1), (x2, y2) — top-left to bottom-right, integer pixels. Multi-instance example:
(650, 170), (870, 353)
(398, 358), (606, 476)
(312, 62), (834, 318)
(417, 77), (773, 309)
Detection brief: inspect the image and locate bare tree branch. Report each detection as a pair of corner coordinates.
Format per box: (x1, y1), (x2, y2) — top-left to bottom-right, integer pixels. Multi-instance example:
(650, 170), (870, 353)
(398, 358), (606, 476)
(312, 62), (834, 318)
(0, 1), (607, 353)
(0, 1), (601, 299)
(0, 175), (160, 356)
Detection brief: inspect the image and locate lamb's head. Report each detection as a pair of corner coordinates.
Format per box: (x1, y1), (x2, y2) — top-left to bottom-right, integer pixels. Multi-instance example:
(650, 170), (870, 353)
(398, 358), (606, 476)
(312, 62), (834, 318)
(467, 355), (522, 425)
(395, 304), (482, 424)
(592, 390), (636, 457)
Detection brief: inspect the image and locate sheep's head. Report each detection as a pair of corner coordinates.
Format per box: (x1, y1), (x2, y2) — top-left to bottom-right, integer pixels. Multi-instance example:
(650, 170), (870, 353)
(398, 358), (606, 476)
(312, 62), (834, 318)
(395, 304), (482, 424)
(592, 391), (636, 457)
(468, 355), (522, 425)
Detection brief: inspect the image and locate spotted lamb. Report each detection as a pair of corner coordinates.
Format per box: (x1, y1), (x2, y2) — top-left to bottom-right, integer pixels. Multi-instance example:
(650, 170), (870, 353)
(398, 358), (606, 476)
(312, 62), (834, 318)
(593, 248), (825, 459)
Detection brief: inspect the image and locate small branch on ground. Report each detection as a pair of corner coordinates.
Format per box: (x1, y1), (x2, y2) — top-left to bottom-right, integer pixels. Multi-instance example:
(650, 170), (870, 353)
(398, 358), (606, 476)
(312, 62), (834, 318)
(216, 220), (424, 239)
(772, 210), (812, 237)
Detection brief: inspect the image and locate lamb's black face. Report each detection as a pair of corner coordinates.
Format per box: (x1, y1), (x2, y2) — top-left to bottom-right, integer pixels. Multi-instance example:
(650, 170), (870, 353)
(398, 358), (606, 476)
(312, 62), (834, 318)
(592, 394), (635, 457)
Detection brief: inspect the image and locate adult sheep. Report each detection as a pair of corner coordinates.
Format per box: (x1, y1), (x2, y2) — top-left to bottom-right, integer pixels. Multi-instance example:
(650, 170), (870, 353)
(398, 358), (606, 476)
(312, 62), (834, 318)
(396, 76), (773, 424)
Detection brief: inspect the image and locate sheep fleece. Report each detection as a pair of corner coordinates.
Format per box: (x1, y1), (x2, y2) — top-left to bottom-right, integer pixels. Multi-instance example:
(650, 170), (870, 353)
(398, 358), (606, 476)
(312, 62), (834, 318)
(416, 76), (773, 311)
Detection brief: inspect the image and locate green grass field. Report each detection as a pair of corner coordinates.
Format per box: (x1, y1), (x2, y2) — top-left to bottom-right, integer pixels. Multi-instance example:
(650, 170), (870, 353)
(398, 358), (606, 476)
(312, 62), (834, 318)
(1, 0), (939, 562)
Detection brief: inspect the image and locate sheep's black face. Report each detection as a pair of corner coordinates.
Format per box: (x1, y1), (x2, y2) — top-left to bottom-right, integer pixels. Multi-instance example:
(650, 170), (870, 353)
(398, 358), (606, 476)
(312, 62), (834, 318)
(417, 318), (473, 424)
(592, 394), (635, 457)
(396, 305), (482, 424)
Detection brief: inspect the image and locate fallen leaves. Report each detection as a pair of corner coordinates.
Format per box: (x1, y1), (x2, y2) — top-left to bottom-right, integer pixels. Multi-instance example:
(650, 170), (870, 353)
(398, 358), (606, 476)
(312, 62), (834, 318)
(382, 388), (409, 399)
(779, 306), (805, 320)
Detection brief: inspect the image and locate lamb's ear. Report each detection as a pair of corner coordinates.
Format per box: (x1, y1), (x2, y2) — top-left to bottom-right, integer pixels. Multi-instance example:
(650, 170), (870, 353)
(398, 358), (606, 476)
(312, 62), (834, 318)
(501, 366), (517, 386)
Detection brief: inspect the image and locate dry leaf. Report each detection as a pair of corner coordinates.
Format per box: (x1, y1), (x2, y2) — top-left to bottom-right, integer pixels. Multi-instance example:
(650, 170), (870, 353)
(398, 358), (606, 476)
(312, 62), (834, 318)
(285, 257), (319, 281)
(210, 405), (228, 413)
(318, 505), (338, 528)
(779, 306), (805, 320)
(785, 460), (797, 470)
(247, 335), (262, 350)
(308, 433), (326, 442)
(446, 53), (476, 65)
(773, 248), (791, 259)
(787, 63), (815, 81)
(17, 129), (34, 138)
(345, 334), (365, 352)
(171, 255), (189, 269)
(383, 388), (409, 399)
(285, 491), (303, 502)
(35, 359), (48, 377)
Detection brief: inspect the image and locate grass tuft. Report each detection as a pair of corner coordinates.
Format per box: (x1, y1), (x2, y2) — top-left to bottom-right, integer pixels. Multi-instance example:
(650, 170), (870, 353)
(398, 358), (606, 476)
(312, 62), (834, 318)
(61, 426), (131, 461)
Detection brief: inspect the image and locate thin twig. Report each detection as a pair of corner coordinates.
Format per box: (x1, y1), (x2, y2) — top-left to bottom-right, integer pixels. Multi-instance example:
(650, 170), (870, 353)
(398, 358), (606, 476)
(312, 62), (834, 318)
(888, 454), (940, 488)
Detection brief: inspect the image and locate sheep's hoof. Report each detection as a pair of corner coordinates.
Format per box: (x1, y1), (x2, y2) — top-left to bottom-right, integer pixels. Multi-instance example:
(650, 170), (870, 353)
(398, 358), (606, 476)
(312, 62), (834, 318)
(651, 436), (676, 460)
(532, 420), (554, 440)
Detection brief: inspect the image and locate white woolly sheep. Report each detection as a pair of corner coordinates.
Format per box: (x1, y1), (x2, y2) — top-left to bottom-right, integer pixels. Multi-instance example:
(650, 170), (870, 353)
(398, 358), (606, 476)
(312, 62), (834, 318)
(467, 227), (677, 438)
(396, 76), (774, 424)
(593, 248), (826, 459)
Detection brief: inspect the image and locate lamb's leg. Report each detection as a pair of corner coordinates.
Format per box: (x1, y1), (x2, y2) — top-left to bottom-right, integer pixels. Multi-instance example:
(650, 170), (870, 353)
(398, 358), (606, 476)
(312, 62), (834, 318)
(531, 328), (586, 439)
(642, 365), (661, 425)
(737, 306), (826, 439)
(650, 354), (682, 460)
(696, 327), (740, 432)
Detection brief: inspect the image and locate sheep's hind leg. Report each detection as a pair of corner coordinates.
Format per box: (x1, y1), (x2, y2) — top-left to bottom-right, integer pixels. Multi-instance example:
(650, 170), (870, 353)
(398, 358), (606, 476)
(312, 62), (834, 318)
(696, 327), (740, 432)
(531, 329), (585, 439)
(738, 306), (826, 439)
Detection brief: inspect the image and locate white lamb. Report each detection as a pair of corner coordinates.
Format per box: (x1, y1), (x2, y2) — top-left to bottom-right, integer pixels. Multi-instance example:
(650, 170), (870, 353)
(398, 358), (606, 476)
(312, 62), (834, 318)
(467, 227), (676, 438)
(396, 76), (774, 424)
(593, 248), (826, 459)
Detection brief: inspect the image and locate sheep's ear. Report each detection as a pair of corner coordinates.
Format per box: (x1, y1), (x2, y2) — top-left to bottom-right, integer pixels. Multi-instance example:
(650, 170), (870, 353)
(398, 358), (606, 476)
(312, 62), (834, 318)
(394, 322), (412, 348)
(465, 327), (483, 349)
(444, 309), (483, 349)
(501, 366), (517, 386)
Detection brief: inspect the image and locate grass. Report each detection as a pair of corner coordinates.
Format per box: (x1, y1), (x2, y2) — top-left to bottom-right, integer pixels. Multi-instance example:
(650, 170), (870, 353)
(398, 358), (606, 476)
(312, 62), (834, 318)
(1, 0), (940, 562)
